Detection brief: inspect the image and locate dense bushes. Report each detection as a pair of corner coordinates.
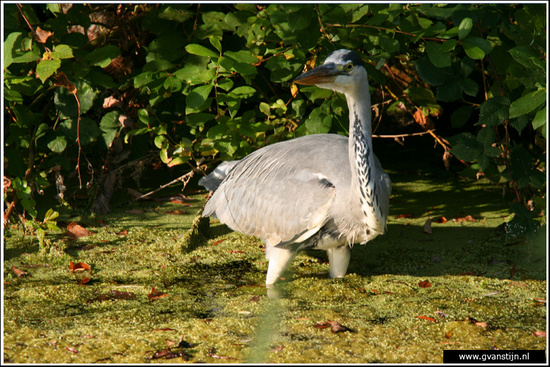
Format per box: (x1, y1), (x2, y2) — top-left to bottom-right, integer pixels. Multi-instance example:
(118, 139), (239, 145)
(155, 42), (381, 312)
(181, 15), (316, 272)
(3, 3), (546, 240)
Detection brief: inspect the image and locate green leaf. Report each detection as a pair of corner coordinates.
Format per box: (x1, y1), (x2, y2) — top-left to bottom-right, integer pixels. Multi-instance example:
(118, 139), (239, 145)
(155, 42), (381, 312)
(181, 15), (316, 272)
(36, 59), (61, 83)
(138, 109), (150, 125)
(84, 45), (120, 67)
(532, 107), (546, 138)
(441, 39), (457, 52)
(163, 75), (183, 93)
(509, 89), (546, 119)
(185, 44), (219, 58)
(288, 7), (313, 31)
(51, 44), (74, 59)
(3, 32), (21, 68)
(100, 111), (122, 129)
(229, 86), (256, 98)
(209, 36), (222, 53)
(351, 5), (370, 23)
(477, 96), (510, 127)
(461, 37), (492, 60)
(186, 84), (213, 114)
(414, 57), (453, 86)
(134, 71), (155, 88)
(458, 17), (473, 39)
(44, 208), (59, 222)
(154, 135), (168, 149)
(425, 42), (451, 68)
(506, 203), (540, 242)
(47, 135), (67, 153)
(449, 132), (484, 162)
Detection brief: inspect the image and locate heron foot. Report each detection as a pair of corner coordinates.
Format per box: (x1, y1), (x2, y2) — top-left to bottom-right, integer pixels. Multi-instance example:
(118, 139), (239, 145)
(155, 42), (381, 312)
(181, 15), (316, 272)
(327, 245), (351, 278)
(265, 246), (298, 286)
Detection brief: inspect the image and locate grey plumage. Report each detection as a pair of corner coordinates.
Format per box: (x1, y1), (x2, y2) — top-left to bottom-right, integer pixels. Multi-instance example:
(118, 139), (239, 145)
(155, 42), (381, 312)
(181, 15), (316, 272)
(199, 49), (391, 286)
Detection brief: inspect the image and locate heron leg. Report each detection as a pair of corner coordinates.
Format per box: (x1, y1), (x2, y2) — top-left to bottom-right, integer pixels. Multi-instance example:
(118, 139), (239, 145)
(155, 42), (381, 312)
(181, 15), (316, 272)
(265, 245), (298, 286)
(327, 245), (351, 278)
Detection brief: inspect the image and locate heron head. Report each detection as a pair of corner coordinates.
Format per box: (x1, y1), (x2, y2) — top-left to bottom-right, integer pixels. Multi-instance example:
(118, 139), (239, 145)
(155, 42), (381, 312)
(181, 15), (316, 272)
(294, 49), (368, 95)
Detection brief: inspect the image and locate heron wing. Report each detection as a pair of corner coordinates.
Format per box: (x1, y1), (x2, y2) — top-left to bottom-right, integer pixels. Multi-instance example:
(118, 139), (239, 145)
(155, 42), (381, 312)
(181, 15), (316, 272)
(203, 137), (343, 246)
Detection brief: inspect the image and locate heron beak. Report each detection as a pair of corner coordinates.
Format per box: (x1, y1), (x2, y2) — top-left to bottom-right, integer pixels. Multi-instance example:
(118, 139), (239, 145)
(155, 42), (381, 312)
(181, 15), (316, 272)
(294, 64), (341, 85)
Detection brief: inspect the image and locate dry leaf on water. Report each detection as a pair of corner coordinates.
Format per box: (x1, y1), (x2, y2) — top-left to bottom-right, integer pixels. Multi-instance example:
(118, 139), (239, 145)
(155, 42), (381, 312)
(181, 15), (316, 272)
(454, 215), (476, 222)
(12, 266), (29, 277)
(418, 280), (432, 288)
(314, 321), (354, 333)
(396, 213), (416, 219)
(69, 261), (91, 272)
(416, 315), (438, 323)
(150, 349), (190, 360)
(67, 222), (93, 237)
(148, 287), (168, 300)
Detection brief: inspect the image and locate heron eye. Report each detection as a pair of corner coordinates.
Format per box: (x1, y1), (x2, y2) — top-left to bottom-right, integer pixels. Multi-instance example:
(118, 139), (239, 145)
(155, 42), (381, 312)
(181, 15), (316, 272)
(345, 63), (354, 71)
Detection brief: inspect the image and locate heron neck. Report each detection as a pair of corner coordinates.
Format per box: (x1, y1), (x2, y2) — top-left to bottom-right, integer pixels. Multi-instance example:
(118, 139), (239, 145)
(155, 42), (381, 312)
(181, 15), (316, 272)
(346, 84), (373, 179)
(346, 83), (379, 227)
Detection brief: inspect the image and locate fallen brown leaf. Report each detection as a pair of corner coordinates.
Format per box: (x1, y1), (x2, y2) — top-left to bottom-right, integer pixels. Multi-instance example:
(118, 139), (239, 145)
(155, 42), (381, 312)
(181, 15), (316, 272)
(329, 320), (354, 333)
(314, 322), (331, 329)
(12, 266), (29, 277)
(434, 216), (447, 223)
(109, 290), (136, 300)
(65, 346), (78, 354)
(150, 348), (189, 360)
(416, 315), (437, 323)
(148, 287), (168, 300)
(418, 280), (432, 288)
(445, 330), (453, 338)
(116, 229), (128, 236)
(69, 261), (91, 272)
(454, 215), (476, 222)
(396, 213), (416, 219)
(314, 321), (353, 333)
(532, 331), (546, 337)
(212, 239), (226, 246)
(67, 222), (93, 237)
(475, 321), (488, 328)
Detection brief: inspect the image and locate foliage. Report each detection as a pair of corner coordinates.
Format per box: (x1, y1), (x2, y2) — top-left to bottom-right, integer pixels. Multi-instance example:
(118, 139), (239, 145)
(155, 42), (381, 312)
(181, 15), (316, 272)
(3, 3), (546, 240)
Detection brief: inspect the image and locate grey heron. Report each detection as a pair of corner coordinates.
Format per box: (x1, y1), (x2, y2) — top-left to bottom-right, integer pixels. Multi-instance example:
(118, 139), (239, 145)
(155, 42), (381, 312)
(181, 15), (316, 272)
(199, 49), (391, 286)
